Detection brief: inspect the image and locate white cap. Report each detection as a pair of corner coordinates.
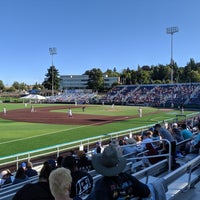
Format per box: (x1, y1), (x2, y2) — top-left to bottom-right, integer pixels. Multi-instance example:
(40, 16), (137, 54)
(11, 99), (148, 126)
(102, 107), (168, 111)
(0, 170), (8, 179)
(124, 136), (128, 140)
(172, 123), (178, 127)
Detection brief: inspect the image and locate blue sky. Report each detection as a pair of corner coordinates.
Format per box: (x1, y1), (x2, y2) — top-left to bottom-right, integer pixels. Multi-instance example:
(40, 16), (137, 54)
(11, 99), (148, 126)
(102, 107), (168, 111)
(0, 0), (199, 86)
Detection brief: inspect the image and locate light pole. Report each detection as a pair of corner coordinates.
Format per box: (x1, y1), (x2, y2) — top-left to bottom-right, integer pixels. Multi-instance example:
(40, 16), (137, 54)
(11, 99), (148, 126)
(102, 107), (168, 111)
(166, 26), (179, 84)
(49, 47), (57, 96)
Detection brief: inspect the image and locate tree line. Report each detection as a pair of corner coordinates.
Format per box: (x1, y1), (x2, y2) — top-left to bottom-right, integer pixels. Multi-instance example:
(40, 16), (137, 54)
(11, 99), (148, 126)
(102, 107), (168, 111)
(0, 58), (200, 93)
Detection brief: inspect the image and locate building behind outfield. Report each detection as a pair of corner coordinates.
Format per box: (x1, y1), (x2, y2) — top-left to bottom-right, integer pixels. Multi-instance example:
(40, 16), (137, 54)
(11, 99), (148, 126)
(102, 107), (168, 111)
(60, 74), (120, 90)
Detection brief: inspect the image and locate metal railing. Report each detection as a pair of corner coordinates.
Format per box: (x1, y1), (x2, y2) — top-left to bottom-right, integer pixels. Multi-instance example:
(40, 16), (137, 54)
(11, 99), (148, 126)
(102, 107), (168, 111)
(0, 124), (154, 169)
(122, 139), (172, 172)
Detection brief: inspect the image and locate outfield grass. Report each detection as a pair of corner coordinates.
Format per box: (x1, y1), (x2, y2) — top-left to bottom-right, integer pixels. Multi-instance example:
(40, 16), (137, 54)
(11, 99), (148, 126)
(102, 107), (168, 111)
(0, 103), (196, 157)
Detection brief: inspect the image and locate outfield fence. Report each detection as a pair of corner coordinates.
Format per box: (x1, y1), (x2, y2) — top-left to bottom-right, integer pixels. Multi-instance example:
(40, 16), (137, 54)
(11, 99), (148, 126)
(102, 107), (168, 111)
(0, 112), (199, 170)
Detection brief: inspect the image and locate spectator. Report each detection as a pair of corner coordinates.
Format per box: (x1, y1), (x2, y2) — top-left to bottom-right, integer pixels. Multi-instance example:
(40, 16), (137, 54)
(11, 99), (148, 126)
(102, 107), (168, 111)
(62, 155), (93, 199)
(47, 159), (57, 170)
(76, 150), (93, 172)
(171, 123), (184, 143)
(122, 137), (140, 158)
(0, 169), (14, 186)
(170, 123), (185, 156)
(121, 137), (143, 171)
(140, 131), (154, 150)
(185, 123), (200, 154)
(151, 129), (162, 149)
(140, 131), (162, 166)
(25, 161), (38, 177)
(192, 117), (200, 128)
(118, 139), (124, 146)
(123, 136), (129, 145)
(154, 124), (176, 155)
(21, 162), (27, 171)
(12, 167), (29, 185)
(49, 167), (81, 200)
(180, 124), (193, 140)
(154, 123), (179, 169)
(87, 145), (150, 199)
(13, 161), (54, 200)
(94, 142), (102, 154)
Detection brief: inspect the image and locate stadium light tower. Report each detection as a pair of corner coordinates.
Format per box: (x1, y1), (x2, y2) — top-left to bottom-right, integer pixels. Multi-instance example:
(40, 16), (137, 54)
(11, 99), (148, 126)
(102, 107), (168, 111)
(166, 26), (179, 84)
(49, 47), (57, 96)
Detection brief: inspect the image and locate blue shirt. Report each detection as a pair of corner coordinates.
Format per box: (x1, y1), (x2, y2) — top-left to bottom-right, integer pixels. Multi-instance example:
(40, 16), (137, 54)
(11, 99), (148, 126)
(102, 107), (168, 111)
(159, 127), (175, 142)
(180, 129), (193, 140)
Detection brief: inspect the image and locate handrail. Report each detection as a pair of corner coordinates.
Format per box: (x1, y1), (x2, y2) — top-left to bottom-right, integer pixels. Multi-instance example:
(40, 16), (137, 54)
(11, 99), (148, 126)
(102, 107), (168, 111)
(164, 154), (200, 199)
(0, 123), (158, 168)
(133, 159), (168, 182)
(164, 155), (200, 186)
(122, 139), (172, 172)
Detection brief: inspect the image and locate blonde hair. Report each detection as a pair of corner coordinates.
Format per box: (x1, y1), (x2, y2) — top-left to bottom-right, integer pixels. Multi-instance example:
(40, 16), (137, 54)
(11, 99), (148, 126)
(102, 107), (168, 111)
(49, 167), (72, 198)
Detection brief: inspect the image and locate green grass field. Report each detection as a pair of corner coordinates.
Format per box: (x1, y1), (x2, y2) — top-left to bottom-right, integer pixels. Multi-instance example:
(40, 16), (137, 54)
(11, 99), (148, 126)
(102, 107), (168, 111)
(0, 103), (197, 157)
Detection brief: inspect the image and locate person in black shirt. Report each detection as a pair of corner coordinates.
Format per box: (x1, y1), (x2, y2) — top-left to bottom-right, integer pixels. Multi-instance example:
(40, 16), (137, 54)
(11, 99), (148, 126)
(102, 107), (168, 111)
(25, 161), (38, 177)
(62, 155), (93, 199)
(87, 145), (150, 200)
(76, 150), (93, 172)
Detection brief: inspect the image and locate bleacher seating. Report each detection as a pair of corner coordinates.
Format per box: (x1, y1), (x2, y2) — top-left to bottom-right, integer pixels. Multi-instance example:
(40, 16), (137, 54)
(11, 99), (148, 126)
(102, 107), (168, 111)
(1, 137), (200, 200)
(100, 83), (200, 107)
(164, 155), (200, 199)
(42, 83), (200, 107)
(0, 175), (38, 200)
(46, 90), (97, 104)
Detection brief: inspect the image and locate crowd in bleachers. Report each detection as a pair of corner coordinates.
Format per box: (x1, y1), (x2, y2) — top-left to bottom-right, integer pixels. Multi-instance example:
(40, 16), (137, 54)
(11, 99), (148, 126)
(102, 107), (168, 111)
(46, 90), (97, 104)
(34, 83), (200, 107)
(1, 116), (200, 199)
(100, 83), (200, 107)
